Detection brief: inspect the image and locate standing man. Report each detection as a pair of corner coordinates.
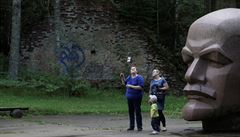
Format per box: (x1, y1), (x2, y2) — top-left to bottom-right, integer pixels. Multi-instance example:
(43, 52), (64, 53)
(120, 66), (144, 131)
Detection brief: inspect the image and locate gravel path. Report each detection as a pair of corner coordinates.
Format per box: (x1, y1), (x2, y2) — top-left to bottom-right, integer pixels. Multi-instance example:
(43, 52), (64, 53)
(0, 115), (239, 137)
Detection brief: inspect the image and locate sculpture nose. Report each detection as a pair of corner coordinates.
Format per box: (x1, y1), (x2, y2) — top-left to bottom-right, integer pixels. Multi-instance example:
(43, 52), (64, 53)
(185, 58), (206, 84)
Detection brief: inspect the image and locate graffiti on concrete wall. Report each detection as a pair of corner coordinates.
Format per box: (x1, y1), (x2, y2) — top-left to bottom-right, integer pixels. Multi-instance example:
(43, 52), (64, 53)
(59, 42), (85, 75)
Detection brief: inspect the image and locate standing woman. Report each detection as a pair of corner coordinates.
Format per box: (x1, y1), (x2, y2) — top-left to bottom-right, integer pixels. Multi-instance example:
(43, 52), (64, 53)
(120, 66), (144, 131)
(149, 69), (169, 131)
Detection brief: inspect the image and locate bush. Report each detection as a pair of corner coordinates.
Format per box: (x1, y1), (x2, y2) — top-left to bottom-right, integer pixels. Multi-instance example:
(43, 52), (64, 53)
(0, 71), (89, 97)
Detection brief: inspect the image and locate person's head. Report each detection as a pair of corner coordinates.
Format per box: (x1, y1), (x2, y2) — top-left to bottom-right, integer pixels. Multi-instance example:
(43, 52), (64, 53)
(181, 8), (240, 121)
(130, 66), (137, 75)
(152, 69), (160, 78)
(149, 95), (157, 104)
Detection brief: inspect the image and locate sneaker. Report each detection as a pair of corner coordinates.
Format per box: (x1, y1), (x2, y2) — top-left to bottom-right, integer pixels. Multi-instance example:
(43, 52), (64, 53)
(137, 128), (142, 131)
(162, 127), (167, 131)
(127, 128), (134, 131)
(151, 130), (159, 135)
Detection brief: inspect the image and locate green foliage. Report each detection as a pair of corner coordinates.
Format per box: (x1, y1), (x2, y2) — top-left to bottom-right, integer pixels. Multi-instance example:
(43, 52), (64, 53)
(61, 77), (90, 97)
(22, 0), (52, 33)
(0, 87), (186, 117)
(0, 79), (29, 88)
(0, 71), (89, 97)
(178, 0), (205, 44)
(165, 95), (187, 118)
(111, 0), (207, 87)
(19, 71), (64, 94)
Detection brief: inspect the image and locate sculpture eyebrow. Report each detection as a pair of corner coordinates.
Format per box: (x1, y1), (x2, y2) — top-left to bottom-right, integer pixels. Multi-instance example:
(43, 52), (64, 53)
(199, 44), (233, 63)
(182, 47), (192, 56)
(199, 44), (227, 57)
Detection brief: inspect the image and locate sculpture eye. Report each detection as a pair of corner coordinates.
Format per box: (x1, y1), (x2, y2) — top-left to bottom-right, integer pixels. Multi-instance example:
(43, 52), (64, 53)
(202, 52), (232, 68)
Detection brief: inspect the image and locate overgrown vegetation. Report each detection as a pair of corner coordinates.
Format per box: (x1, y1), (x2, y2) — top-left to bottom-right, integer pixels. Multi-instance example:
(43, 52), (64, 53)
(111, 0), (206, 82)
(0, 71), (89, 97)
(0, 0), (238, 117)
(0, 70), (186, 117)
(0, 86), (186, 117)
(1, 0), (239, 88)
(22, 0), (53, 33)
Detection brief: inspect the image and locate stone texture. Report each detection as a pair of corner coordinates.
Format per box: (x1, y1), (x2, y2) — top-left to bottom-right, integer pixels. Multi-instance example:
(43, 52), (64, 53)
(20, 0), (182, 90)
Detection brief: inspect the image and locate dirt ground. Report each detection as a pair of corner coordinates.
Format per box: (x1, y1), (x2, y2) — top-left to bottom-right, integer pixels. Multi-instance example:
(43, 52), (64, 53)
(0, 115), (240, 137)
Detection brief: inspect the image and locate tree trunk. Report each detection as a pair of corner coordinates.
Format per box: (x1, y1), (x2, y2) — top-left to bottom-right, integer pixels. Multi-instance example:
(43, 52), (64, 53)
(204, 0), (210, 13)
(9, 0), (21, 80)
(211, 0), (216, 11)
(204, 0), (216, 13)
(174, 0), (179, 49)
(156, 0), (160, 44)
(54, 0), (60, 48)
(236, 0), (240, 8)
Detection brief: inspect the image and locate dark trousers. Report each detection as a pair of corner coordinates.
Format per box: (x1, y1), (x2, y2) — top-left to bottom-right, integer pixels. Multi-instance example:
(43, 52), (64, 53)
(127, 98), (142, 129)
(158, 110), (166, 127)
(151, 117), (160, 132)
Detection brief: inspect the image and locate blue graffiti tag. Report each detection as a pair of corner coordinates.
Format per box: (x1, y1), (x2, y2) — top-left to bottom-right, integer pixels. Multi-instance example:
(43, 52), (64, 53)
(60, 42), (85, 74)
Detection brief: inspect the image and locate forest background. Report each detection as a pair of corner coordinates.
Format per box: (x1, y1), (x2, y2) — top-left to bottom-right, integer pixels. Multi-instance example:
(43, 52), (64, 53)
(0, 0), (240, 95)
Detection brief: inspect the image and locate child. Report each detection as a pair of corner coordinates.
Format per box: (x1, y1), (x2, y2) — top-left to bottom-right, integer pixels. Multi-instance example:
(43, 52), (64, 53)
(149, 95), (160, 134)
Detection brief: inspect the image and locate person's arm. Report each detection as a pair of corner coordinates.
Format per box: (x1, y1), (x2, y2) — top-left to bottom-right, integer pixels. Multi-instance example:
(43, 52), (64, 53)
(150, 105), (154, 118)
(126, 84), (143, 90)
(159, 79), (169, 91)
(126, 75), (144, 90)
(149, 81), (152, 95)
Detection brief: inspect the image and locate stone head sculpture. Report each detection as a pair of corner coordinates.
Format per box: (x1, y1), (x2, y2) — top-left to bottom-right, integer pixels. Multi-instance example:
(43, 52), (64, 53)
(181, 8), (240, 131)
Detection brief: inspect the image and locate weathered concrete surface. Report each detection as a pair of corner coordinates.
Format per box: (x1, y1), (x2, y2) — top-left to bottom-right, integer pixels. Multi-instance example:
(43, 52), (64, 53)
(0, 115), (239, 137)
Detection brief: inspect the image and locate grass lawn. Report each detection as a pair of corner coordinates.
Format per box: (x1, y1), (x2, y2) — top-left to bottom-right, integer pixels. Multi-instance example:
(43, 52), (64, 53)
(0, 87), (187, 118)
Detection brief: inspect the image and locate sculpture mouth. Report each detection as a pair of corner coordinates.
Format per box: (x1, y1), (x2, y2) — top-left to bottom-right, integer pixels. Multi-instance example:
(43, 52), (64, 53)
(184, 84), (216, 100)
(187, 94), (205, 100)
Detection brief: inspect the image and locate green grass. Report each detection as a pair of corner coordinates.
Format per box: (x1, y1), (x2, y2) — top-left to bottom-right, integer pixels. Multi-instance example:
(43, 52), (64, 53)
(0, 87), (187, 118)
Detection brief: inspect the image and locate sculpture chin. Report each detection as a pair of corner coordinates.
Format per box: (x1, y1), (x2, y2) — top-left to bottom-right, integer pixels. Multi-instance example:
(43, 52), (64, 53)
(182, 100), (214, 121)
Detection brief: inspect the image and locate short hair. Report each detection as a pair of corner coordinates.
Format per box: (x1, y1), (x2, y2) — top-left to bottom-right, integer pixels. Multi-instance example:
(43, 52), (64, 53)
(153, 68), (160, 74)
(131, 63), (137, 68)
(149, 95), (157, 103)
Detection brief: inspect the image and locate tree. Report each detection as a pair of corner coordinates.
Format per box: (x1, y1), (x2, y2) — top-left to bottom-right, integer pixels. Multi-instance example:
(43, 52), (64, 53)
(237, 0), (240, 7)
(9, 0), (21, 79)
(204, 0), (216, 12)
(54, 0), (60, 48)
(0, 0), (12, 56)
